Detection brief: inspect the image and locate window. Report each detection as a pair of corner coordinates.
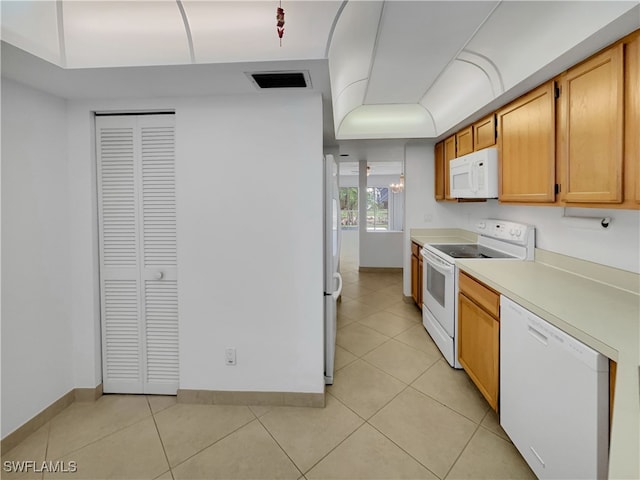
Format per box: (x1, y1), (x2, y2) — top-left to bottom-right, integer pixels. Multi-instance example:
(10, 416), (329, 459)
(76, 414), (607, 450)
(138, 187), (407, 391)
(366, 187), (389, 231)
(339, 187), (358, 229)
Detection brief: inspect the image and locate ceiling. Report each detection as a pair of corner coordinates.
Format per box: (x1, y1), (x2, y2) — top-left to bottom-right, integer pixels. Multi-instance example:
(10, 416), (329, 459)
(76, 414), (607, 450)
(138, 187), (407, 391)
(2, 1), (640, 148)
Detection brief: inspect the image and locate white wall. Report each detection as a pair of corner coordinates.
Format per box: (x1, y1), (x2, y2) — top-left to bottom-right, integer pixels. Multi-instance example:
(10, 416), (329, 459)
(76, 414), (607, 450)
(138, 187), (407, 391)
(67, 103), (102, 389)
(1, 80), (75, 437)
(176, 94), (324, 393)
(403, 142), (640, 296)
(484, 204), (640, 273)
(64, 92), (325, 396)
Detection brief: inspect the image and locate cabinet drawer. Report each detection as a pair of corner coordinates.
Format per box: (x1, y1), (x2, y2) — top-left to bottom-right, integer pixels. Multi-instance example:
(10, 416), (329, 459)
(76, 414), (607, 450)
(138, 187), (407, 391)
(411, 242), (420, 257)
(459, 272), (499, 318)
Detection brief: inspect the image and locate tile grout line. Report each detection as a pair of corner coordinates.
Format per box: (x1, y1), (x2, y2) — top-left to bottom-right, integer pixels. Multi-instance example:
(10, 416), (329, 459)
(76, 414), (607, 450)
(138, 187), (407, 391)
(365, 416), (442, 479)
(41, 421), (52, 480)
(280, 394), (366, 477)
(44, 405), (155, 463)
(330, 383), (443, 479)
(253, 413), (305, 478)
(405, 381), (490, 428)
(147, 397), (175, 480)
(165, 413), (257, 473)
(442, 418), (484, 480)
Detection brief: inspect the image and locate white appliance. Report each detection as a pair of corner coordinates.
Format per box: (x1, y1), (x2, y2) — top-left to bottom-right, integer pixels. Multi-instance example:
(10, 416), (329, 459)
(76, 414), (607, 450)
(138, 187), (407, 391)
(323, 154), (343, 385)
(421, 219), (534, 368)
(500, 296), (609, 479)
(450, 148), (498, 199)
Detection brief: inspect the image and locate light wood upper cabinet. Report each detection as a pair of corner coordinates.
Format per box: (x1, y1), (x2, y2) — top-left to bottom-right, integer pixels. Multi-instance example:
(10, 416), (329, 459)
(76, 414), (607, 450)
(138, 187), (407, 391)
(473, 114), (496, 150)
(558, 44), (624, 204)
(498, 81), (556, 203)
(456, 126), (474, 156)
(434, 141), (445, 200)
(627, 36), (640, 205)
(444, 135), (456, 200)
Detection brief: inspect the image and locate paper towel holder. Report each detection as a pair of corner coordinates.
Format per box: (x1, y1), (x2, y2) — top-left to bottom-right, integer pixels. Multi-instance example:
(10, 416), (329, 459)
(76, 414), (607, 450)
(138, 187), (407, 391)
(562, 208), (611, 229)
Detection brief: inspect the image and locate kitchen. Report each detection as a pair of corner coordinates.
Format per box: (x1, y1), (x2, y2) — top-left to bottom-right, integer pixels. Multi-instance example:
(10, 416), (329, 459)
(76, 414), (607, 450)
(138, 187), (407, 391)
(2, 1), (639, 479)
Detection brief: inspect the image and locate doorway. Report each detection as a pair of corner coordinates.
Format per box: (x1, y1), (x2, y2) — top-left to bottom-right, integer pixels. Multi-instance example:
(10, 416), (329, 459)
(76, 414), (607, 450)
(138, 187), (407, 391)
(95, 113), (178, 395)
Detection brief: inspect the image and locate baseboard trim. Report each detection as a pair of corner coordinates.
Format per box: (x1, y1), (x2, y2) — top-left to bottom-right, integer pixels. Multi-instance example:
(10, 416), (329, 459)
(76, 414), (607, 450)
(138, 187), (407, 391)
(1, 384), (103, 454)
(74, 383), (104, 402)
(403, 295), (416, 304)
(177, 389), (325, 408)
(358, 267), (403, 273)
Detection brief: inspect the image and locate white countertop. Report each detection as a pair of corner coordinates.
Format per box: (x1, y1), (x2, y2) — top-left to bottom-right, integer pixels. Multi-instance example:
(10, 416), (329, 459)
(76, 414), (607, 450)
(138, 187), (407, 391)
(454, 256), (640, 480)
(410, 228), (477, 247)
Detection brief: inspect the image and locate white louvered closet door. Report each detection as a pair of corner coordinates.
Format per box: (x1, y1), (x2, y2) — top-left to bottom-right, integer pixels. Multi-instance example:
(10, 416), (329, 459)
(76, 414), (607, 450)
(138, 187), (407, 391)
(96, 114), (178, 395)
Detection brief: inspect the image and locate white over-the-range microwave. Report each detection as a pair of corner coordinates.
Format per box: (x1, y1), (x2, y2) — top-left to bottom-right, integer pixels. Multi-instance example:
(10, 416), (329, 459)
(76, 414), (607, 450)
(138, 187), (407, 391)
(449, 147), (498, 199)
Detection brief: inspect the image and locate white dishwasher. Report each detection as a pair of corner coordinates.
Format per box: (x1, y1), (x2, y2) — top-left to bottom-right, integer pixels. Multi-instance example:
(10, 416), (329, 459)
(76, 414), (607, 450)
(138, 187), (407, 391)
(500, 296), (609, 479)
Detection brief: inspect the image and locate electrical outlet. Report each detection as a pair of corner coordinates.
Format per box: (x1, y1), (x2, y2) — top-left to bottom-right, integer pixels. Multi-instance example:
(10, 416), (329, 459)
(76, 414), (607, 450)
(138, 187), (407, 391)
(225, 347), (236, 366)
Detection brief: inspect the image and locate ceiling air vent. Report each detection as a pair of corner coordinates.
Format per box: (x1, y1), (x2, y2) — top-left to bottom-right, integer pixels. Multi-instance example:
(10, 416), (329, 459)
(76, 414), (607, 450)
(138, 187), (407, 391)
(247, 71), (311, 90)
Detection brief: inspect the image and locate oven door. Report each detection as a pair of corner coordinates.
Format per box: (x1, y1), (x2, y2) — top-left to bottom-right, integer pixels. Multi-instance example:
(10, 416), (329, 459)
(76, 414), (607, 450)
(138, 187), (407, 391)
(421, 248), (456, 337)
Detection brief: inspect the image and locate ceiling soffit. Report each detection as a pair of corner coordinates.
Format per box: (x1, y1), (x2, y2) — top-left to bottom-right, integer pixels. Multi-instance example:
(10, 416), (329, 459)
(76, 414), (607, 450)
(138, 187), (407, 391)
(329, 0), (640, 141)
(364, 1), (498, 105)
(2, 1), (640, 142)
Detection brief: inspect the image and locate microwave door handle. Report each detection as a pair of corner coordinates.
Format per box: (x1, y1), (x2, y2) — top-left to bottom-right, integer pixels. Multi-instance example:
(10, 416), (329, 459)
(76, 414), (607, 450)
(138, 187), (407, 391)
(472, 162), (479, 193)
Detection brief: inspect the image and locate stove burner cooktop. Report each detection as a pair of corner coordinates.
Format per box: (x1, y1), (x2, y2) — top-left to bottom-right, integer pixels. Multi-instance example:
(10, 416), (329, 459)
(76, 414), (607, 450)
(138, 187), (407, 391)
(428, 243), (515, 259)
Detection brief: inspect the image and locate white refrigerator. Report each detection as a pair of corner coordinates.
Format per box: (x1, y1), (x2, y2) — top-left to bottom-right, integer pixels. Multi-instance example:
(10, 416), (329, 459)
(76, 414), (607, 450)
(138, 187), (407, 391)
(324, 154), (342, 385)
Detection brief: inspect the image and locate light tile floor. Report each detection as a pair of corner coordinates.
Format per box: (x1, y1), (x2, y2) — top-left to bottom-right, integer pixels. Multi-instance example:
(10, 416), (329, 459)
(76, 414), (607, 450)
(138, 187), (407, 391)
(1, 254), (536, 480)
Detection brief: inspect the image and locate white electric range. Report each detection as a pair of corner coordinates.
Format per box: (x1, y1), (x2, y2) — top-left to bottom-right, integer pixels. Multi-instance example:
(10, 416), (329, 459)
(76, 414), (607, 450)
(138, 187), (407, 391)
(421, 219), (535, 368)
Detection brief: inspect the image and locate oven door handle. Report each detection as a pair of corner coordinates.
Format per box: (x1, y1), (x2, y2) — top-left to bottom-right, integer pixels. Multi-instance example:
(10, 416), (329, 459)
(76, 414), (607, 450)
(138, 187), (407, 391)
(421, 250), (454, 273)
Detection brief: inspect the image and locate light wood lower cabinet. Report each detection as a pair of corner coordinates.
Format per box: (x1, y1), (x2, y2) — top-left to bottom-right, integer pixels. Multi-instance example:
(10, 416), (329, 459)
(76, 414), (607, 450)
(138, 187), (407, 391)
(458, 272), (500, 411)
(410, 242), (422, 307)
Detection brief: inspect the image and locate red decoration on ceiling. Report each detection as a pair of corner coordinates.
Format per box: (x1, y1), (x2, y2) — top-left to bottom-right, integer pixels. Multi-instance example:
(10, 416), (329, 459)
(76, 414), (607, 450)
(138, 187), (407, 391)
(276, 4), (285, 46)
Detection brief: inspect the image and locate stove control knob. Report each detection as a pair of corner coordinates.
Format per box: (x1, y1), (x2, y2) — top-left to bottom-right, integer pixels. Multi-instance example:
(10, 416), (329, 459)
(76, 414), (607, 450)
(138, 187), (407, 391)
(515, 228), (522, 238)
(477, 222), (486, 230)
(509, 228), (516, 236)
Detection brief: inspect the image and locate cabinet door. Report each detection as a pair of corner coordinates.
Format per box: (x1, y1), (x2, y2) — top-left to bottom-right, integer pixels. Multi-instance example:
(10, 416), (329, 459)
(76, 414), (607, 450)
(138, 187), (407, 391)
(418, 255), (423, 306)
(498, 81), (556, 203)
(97, 114), (179, 395)
(627, 36), (640, 205)
(434, 141), (445, 200)
(458, 293), (499, 411)
(473, 114), (496, 150)
(559, 44), (624, 203)
(456, 126), (473, 156)
(444, 135), (456, 200)
(411, 254), (419, 305)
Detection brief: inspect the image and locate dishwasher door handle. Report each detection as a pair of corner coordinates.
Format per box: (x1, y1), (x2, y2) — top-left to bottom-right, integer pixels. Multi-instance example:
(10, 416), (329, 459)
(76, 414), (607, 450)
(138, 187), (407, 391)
(528, 325), (548, 345)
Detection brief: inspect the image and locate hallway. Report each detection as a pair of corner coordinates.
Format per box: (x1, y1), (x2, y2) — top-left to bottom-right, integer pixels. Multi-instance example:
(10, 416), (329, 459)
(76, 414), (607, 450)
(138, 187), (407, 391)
(1, 253), (534, 479)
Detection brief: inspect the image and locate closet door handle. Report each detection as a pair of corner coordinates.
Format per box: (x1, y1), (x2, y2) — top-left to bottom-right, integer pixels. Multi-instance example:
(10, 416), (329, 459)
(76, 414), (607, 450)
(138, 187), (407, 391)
(154, 271), (164, 280)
